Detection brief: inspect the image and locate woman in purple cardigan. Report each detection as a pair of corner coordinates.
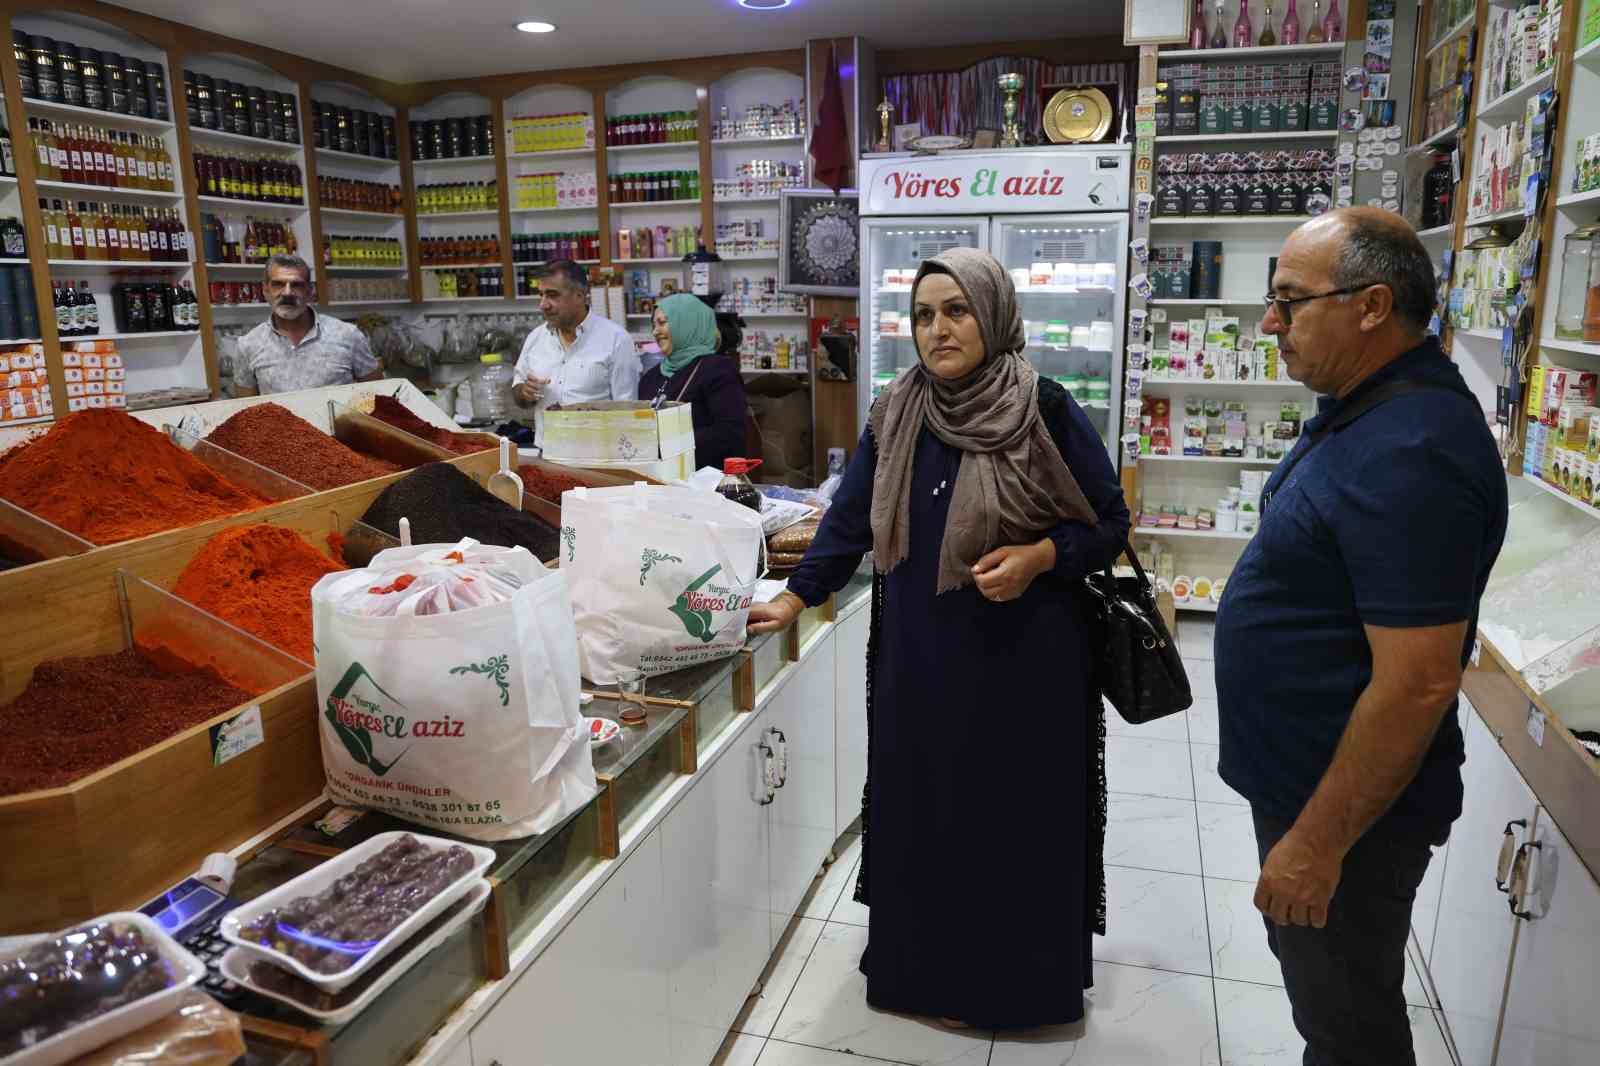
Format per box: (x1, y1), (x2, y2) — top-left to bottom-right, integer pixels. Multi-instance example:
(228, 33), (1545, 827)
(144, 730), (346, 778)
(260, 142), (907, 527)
(637, 293), (748, 473)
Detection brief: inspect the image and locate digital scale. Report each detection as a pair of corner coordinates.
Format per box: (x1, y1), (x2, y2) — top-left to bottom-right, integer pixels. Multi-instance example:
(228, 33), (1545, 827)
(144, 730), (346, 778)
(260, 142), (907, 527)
(136, 875), (246, 1003)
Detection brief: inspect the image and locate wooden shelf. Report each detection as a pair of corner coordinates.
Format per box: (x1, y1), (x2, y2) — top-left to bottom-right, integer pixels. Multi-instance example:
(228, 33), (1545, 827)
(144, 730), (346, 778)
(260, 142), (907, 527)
(1522, 473), (1600, 518)
(1135, 525), (1253, 541)
(1476, 69), (1555, 125)
(1158, 130), (1339, 143)
(25, 98), (173, 131)
(203, 262), (269, 270)
(47, 259), (188, 270)
(1157, 43), (1344, 59)
(1457, 327), (1506, 341)
(36, 180), (180, 203)
(615, 257), (686, 264)
(1466, 206), (1531, 226)
(324, 264), (407, 272)
(1425, 13), (1478, 59)
(327, 299), (413, 307)
(604, 142), (699, 154)
(1579, 36), (1600, 65)
(1417, 223), (1455, 239)
(725, 311), (807, 319)
(1140, 377), (1308, 390)
(509, 204), (599, 214)
(188, 126), (303, 152)
(712, 135), (803, 146)
(419, 262), (500, 269)
(608, 198), (700, 210)
(66, 330), (197, 341)
(1150, 215), (1318, 226)
(415, 209), (500, 220)
(412, 155), (497, 168)
(1556, 188), (1600, 208)
(714, 196), (784, 205)
(1176, 599), (1220, 613)
(741, 368), (808, 375)
(1410, 125), (1460, 151)
(314, 148), (398, 168)
(1150, 298), (1261, 306)
(197, 195), (306, 214)
(318, 206), (405, 220)
(1541, 338), (1600, 359)
(509, 147), (595, 160)
(1141, 453), (1281, 465)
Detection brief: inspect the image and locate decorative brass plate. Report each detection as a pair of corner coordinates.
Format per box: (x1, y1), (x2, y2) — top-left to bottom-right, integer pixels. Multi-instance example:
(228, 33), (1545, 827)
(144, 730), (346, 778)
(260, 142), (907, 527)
(1044, 87), (1113, 144)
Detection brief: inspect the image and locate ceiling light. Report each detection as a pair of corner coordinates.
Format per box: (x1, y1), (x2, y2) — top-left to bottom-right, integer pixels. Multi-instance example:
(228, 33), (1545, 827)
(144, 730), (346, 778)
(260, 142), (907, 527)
(737, 0), (791, 9)
(516, 20), (557, 32)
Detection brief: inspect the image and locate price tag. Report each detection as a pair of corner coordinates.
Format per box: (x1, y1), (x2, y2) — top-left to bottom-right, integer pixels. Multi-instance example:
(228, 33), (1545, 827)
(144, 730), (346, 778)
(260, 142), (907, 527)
(1471, 639), (1482, 667)
(315, 805), (367, 838)
(1526, 704), (1546, 748)
(209, 705), (263, 767)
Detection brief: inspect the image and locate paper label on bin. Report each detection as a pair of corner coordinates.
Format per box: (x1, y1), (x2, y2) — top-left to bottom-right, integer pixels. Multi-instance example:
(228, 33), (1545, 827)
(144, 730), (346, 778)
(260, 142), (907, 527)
(315, 805), (367, 838)
(1526, 704), (1546, 748)
(210, 705), (264, 766)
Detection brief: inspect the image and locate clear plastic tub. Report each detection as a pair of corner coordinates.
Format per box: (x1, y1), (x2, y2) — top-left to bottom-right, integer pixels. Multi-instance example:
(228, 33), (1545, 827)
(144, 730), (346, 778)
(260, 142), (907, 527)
(217, 831), (495, 993)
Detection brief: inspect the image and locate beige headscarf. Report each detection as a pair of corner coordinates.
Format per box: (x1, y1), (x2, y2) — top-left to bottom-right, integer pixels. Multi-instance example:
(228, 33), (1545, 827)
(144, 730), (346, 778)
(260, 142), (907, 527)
(869, 247), (1098, 594)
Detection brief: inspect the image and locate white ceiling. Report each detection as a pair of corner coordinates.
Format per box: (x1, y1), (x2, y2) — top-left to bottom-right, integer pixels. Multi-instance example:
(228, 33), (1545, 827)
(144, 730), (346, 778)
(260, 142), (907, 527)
(108, 0), (1123, 84)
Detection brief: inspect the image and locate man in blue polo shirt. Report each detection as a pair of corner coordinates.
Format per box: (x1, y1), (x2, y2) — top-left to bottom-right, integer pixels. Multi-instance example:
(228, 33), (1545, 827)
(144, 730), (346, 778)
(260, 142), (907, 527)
(1215, 208), (1507, 1065)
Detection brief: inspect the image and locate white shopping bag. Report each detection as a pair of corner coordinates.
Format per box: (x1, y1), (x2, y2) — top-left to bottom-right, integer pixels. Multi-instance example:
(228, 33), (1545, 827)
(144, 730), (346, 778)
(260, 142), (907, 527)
(312, 541), (596, 840)
(560, 484), (766, 684)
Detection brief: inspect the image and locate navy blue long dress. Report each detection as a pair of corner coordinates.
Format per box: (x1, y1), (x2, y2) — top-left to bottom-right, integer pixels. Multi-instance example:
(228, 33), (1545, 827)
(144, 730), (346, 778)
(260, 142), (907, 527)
(787, 378), (1130, 1028)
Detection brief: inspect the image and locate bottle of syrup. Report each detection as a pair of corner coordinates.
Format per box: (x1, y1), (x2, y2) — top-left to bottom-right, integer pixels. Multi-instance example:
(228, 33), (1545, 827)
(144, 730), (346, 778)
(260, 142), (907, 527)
(716, 458), (764, 512)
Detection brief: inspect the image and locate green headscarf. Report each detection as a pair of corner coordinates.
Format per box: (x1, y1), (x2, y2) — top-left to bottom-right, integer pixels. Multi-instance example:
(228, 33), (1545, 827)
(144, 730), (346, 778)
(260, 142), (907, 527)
(657, 293), (719, 378)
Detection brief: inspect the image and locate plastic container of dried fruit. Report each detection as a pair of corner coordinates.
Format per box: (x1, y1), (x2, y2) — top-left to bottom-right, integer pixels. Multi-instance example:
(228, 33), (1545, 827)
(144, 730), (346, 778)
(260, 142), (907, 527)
(1, 912), (206, 1066)
(217, 831), (496, 993)
(219, 878), (491, 1025)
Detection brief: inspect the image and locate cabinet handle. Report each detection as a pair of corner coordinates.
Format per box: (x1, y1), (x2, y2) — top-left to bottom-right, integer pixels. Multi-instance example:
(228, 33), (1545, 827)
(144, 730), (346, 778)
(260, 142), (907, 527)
(1509, 840), (1545, 920)
(758, 741), (776, 805)
(1496, 819), (1527, 893)
(768, 727), (789, 788)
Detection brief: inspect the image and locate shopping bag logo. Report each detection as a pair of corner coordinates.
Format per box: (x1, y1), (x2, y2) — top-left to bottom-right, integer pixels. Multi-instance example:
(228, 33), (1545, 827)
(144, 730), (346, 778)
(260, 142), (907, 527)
(639, 548), (684, 585)
(670, 564), (726, 642)
(449, 654), (511, 706)
(324, 661), (411, 776)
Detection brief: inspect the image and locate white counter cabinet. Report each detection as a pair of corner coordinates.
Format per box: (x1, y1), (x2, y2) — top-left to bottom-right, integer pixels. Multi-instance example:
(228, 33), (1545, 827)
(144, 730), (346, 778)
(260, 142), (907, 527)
(833, 604), (870, 839)
(1422, 698), (1600, 1066)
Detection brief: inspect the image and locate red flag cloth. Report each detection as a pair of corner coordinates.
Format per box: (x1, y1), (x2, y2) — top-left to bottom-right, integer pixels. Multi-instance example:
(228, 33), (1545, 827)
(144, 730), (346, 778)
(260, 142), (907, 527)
(811, 44), (851, 193)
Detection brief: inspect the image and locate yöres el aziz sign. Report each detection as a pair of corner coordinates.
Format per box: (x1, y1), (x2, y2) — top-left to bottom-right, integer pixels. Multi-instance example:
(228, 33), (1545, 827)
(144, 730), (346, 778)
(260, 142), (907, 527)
(859, 148), (1129, 216)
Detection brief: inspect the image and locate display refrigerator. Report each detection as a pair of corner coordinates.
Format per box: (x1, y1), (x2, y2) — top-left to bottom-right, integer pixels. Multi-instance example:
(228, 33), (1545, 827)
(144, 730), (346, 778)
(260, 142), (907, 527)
(857, 146), (1131, 461)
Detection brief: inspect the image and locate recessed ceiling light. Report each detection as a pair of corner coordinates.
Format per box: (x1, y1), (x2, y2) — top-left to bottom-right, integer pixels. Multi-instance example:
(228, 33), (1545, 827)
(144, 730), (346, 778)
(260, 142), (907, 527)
(516, 20), (557, 32)
(738, 0), (791, 9)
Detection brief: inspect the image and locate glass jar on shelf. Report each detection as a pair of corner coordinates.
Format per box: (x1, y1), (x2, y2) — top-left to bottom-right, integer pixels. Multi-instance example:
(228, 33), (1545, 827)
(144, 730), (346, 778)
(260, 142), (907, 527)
(1555, 222), (1600, 341)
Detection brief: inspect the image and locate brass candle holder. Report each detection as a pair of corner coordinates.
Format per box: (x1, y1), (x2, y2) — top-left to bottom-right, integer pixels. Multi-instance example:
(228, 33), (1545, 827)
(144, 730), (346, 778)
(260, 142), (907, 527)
(998, 73), (1023, 148)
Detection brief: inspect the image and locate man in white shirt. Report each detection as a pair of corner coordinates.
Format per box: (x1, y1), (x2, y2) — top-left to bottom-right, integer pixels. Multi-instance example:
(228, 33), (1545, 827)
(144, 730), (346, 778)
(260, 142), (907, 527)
(513, 260), (640, 444)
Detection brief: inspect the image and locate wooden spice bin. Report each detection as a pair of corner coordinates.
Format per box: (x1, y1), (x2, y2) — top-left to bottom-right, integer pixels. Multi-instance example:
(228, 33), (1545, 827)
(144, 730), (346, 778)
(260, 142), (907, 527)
(0, 449), (500, 933)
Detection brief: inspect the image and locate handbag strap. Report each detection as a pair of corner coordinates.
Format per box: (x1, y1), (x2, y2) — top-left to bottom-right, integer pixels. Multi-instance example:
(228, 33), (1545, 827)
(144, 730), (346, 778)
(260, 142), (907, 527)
(1263, 378), (1453, 511)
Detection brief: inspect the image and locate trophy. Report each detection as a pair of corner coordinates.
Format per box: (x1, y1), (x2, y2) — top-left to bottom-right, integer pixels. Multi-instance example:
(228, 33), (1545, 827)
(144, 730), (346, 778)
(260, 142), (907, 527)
(875, 99), (894, 153)
(998, 73), (1023, 148)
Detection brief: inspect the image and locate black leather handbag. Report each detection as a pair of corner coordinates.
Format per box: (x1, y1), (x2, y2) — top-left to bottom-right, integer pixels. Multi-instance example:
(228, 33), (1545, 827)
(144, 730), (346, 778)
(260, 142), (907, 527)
(1084, 542), (1192, 724)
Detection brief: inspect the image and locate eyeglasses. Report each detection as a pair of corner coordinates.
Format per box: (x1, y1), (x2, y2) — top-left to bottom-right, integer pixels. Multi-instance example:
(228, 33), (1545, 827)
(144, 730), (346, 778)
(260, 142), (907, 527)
(1262, 285), (1371, 325)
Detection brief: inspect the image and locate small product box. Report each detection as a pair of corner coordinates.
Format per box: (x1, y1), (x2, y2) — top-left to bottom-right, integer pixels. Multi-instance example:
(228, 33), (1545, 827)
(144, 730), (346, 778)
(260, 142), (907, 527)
(106, 380), (124, 395)
(63, 368), (83, 383)
(65, 382), (86, 398)
(1204, 317), (1241, 351)
(62, 351), (82, 368)
(82, 353), (103, 369)
(107, 367), (125, 381)
(85, 367), (106, 382)
(84, 381), (105, 396)
(104, 353), (123, 369)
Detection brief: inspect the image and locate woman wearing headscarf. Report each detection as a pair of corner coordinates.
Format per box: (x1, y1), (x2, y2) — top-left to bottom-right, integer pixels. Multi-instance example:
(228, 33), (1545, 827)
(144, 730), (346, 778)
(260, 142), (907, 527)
(637, 292), (749, 473)
(749, 247), (1129, 1029)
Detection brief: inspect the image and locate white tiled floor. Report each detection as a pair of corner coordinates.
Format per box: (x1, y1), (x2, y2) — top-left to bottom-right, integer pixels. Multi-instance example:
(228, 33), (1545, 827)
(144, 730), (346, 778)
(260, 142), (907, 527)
(712, 617), (1456, 1066)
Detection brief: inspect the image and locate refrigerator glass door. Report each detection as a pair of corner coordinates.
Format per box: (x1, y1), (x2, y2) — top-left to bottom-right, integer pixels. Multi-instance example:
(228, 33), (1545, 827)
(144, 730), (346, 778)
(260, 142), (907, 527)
(989, 214), (1128, 461)
(860, 217), (990, 425)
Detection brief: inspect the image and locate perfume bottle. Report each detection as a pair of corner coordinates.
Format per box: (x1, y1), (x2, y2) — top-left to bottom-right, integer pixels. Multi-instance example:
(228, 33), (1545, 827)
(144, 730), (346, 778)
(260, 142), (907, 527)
(1233, 0), (1254, 47)
(1321, 0), (1343, 41)
(1211, 0), (1228, 48)
(1191, 0), (1208, 47)
(1259, 0), (1278, 45)
(1305, 0), (1324, 42)
(1280, 0), (1301, 43)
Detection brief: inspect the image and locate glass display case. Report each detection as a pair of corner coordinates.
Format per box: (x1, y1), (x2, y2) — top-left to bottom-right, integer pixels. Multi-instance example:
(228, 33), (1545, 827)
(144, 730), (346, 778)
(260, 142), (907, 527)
(1477, 475), (1600, 740)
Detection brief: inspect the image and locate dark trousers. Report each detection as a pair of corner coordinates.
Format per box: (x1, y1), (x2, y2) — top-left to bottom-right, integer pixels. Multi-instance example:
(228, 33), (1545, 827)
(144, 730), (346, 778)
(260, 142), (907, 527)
(1252, 810), (1443, 1066)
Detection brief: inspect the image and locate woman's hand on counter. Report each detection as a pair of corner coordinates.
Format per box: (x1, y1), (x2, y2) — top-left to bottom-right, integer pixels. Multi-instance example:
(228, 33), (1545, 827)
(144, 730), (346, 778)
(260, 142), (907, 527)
(972, 539), (1056, 603)
(748, 591), (805, 635)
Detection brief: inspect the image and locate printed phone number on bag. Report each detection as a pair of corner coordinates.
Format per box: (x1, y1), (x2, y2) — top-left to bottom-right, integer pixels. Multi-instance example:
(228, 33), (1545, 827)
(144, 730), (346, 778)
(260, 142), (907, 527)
(338, 775), (507, 825)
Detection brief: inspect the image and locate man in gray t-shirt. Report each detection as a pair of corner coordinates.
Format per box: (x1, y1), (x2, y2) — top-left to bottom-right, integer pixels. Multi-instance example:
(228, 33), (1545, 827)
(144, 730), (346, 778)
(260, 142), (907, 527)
(234, 254), (382, 396)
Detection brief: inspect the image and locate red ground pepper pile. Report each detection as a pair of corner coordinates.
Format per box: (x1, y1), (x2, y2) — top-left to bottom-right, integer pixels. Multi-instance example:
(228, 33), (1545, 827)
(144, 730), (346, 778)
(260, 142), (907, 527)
(369, 395), (495, 455)
(0, 410), (270, 545)
(0, 649), (252, 795)
(207, 403), (401, 491)
(173, 524), (345, 664)
(518, 466), (588, 501)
